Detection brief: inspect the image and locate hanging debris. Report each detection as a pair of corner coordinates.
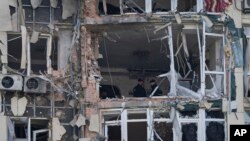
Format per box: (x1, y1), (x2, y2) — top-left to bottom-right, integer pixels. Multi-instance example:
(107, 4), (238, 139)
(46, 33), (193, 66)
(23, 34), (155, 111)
(11, 96), (28, 116)
(62, 0), (77, 19)
(0, 0), (13, 31)
(50, 0), (58, 8)
(30, 0), (43, 9)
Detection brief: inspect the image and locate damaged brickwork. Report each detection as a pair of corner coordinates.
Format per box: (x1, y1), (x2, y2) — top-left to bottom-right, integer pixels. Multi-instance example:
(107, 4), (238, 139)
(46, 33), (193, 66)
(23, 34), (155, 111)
(0, 0), (250, 141)
(83, 0), (99, 18)
(80, 0), (248, 141)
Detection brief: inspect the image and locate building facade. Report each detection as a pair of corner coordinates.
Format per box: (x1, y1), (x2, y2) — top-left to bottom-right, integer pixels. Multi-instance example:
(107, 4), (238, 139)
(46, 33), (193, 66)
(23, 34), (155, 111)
(0, 0), (250, 141)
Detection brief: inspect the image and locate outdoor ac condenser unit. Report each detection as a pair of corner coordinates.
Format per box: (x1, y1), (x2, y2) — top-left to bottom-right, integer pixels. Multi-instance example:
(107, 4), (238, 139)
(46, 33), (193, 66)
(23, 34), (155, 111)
(244, 0), (250, 13)
(24, 76), (47, 93)
(0, 74), (23, 91)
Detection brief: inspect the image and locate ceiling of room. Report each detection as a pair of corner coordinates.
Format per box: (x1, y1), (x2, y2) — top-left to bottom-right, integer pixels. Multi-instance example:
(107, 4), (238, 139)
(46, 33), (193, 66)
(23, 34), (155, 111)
(97, 24), (201, 72)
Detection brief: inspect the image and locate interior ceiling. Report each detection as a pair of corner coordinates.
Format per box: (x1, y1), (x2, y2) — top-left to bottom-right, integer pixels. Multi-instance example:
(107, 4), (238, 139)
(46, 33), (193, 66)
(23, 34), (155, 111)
(98, 24), (202, 72)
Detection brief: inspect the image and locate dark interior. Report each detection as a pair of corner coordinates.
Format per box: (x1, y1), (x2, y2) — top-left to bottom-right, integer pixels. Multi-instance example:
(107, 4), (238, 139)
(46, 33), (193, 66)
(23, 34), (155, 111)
(7, 34), (58, 74)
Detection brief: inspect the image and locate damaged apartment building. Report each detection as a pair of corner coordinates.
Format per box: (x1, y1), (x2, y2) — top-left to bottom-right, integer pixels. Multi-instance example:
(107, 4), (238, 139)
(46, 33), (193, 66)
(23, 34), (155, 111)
(1, 0), (250, 141)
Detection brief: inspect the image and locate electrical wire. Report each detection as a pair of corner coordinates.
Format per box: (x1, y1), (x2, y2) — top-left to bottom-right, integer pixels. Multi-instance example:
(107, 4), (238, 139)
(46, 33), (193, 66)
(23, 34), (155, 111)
(103, 36), (117, 97)
(144, 27), (150, 43)
(175, 56), (180, 73)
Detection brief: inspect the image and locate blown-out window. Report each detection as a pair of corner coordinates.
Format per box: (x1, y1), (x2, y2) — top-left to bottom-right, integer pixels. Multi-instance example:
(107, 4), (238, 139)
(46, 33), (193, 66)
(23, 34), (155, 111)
(101, 109), (172, 141)
(7, 34), (58, 74)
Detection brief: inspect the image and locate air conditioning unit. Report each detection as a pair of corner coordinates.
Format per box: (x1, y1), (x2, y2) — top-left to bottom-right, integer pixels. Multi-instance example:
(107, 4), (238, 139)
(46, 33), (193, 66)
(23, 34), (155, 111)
(24, 76), (47, 93)
(244, 0), (250, 13)
(0, 74), (23, 90)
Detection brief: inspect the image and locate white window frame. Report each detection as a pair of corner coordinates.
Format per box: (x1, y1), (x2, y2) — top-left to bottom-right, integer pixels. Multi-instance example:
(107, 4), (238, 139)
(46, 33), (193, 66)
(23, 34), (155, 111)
(101, 108), (226, 141)
(101, 108), (172, 141)
(101, 0), (204, 15)
(27, 34), (53, 75)
(204, 110), (226, 141)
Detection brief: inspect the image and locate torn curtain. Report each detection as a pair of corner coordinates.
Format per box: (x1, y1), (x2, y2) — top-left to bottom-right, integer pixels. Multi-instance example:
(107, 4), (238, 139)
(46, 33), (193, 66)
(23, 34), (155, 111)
(205, 0), (232, 12)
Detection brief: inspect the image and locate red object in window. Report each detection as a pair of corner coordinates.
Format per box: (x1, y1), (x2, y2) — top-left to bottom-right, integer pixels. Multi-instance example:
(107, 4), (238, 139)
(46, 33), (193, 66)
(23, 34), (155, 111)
(204, 0), (232, 12)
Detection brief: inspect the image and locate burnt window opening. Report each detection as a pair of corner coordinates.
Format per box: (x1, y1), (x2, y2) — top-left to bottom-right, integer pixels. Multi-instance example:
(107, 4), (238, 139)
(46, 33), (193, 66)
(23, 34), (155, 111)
(30, 38), (48, 73)
(7, 34), (24, 72)
(177, 0), (197, 12)
(15, 122), (27, 138)
(98, 28), (170, 98)
(22, 0), (73, 32)
(98, 0), (199, 14)
(99, 84), (121, 99)
(98, 23), (203, 99)
(51, 36), (58, 70)
(22, 0), (51, 32)
(104, 114), (121, 121)
(152, 0), (171, 13)
(30, 37), (58, 73)
(123, 0), (145, 14)
(153, 111), (170, 119)
(128, 122), (147, 141)
(12, 118), (49, 140)
(206, 122), (225, 141)
(107, 126), (121, 141)
(30, 119), (49, 141)
(98, 0), (145, 15)
(154, 122), (173, 141)
(7, 34), (58, 74)
(182, 123), (198, 141)
(205, 110), (224, 119)
(102, 109), (173, 141)
(204, 37), (225, 95)
(99, 0), (120, 15)
(179, 111), (198, 118)
(128, 111), (147, 119)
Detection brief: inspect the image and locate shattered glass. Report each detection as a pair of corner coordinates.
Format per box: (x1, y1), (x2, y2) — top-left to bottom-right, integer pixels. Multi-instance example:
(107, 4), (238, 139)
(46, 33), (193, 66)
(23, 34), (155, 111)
(182, 123), (197, 141)
(206, 122), (225, 141)
(154, 122), (173, 141)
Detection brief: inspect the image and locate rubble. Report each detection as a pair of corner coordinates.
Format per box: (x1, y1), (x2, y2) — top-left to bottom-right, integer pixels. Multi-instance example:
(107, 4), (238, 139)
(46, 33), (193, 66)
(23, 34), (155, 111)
(52, 118), (66, 141)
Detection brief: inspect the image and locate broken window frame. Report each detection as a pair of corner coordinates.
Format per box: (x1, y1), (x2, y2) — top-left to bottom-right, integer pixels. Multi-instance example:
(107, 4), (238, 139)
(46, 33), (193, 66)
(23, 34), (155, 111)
(1, 92), (76, 140)
(103, 110), (226, 141)
(99, 0), (204, 15)
(100, 0), (146, 15)
(101, 108), (172, 141)
(104, 123), (122, 141)
(30, 34), (53, 74)
(205, 110), (226, 141)
(7, 32), (22, 71)
(201, 21), (226, 97)
(6, 32), (54, 74)
(181, 122), (198, 141)
(176, 109), (226, 141)
(171, 0), (203, 14)
(6, 117), (50, 141)
(177, 110), (199, 119)
(27, 117), (50, 141)
(22, 2), (52, 30)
